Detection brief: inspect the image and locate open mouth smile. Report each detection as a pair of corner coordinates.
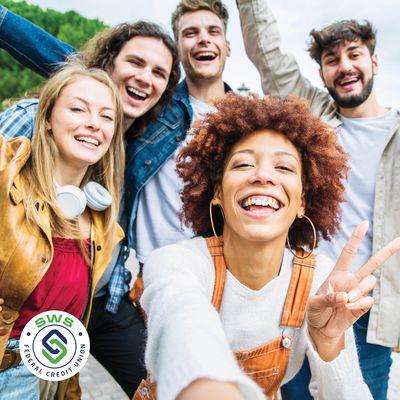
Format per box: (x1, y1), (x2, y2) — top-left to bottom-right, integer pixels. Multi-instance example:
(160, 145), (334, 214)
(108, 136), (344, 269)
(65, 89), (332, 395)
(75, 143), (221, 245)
(126, 86), (149, 102)
(335, 75), (361, 90)
(74, 135), (100, 148)
(239, 194), (283, 216)
(193, 51), (218, 62)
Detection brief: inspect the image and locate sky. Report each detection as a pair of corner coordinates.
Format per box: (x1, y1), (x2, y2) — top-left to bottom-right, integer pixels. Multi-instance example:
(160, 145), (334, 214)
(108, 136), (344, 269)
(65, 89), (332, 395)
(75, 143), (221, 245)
(25, 0), (400, 107)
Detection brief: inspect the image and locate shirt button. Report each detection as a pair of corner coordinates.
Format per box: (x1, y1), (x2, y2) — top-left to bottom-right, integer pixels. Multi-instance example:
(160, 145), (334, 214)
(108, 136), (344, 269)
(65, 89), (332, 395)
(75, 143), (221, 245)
(41, 256), (47, 263)
(140, 387), (149, 396)
(281, 337), (292, 348)
(144, 159), (152, 166)
(174, 135), (181, 142)
(96, 245), (102, 251)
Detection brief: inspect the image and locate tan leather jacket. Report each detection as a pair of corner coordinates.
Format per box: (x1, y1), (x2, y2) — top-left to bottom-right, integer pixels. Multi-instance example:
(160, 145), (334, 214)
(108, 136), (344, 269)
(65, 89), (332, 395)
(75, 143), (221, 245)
(0, 136), (124, 398)
(238, 0), (400, 347)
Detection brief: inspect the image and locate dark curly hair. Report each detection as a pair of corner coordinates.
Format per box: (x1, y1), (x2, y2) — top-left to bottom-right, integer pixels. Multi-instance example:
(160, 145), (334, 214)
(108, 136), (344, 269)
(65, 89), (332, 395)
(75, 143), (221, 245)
(78, 21), (181, 135)
(308, 20), (376, 65)
(177, 94), (349, 249)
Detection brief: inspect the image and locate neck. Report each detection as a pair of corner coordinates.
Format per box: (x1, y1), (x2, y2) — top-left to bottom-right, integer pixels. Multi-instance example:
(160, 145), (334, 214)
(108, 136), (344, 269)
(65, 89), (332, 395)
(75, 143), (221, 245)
(222, 231), (286, 290)
(54, 160), (88, 187)
(186, 77), (225, 104)
(339, 91), (387, 118)
(123, 116), (135, 133)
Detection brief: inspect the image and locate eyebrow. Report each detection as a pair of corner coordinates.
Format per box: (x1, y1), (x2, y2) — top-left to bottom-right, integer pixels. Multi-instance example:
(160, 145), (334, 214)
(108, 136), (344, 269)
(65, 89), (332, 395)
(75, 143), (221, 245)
(322, 45), (362, 59)
(71, 97), (115, 112)
(230, 149), (300, 162)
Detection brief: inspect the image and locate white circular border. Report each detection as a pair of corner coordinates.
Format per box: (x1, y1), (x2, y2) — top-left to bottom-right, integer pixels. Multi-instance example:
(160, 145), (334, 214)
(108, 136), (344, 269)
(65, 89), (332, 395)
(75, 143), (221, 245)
(20, 311), (90, 381)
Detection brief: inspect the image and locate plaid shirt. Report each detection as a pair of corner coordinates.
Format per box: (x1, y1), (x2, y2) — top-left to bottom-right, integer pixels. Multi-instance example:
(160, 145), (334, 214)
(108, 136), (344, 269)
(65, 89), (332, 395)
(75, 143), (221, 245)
(0, 99), (129, 313)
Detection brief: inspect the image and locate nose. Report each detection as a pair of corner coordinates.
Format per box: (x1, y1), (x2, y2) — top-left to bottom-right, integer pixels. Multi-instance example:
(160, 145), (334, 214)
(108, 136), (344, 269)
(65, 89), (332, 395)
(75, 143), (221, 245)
(248, 165), (278, 186)
(85, 113), (100, 131)
(338, 55), (354, 73)
(198, 29), (211, 45)
(135, 67), (152, 88)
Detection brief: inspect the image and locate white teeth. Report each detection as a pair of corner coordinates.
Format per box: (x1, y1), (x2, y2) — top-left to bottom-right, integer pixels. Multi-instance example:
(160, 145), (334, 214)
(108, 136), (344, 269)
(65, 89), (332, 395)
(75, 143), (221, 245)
(242, 196), (280, 210)
(195, 52), (216, 59)
(127, 87), (147, 99)
(76, 136), (99, 146)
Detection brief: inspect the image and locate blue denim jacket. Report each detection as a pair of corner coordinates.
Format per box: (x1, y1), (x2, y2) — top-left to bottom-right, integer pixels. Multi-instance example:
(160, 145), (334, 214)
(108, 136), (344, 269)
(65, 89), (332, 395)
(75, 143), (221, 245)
(0, 5), (231, 311)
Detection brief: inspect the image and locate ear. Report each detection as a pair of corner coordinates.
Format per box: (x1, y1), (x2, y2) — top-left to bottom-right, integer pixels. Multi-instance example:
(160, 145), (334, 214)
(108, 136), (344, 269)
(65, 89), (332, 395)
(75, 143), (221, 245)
(226, 40), (231, 58)
(297, 195), (306, 218)
(45, 121), (52, 132)
(213, 185), (222, 204)
(371, 53), (379, 75)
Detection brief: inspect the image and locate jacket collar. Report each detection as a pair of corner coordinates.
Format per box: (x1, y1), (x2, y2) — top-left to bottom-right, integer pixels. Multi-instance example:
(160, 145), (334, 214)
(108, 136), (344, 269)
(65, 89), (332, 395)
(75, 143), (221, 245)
(173, 79), (233, 102)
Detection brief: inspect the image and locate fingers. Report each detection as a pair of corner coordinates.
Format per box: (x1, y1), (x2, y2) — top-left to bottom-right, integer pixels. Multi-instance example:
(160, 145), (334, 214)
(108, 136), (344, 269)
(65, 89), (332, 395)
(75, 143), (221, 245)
(333, 221), (369, 272)
(355, 237), (400, 281)
(347, 275), (377, 303)
(345, 296), (374, 319)
(309, 291), (348, 310)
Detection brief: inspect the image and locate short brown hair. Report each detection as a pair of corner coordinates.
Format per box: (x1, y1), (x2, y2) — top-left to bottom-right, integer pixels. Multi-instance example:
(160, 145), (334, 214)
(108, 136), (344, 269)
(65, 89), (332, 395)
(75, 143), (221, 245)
(78, 22), (180, 135)
(308, 20), (376, 65)
(177, 94), (349, 249)
(171, 0), (229, 41)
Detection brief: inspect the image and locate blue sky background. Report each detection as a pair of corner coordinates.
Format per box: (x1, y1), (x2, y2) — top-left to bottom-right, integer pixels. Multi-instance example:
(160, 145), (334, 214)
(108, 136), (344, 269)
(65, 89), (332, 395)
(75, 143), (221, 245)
(26, 0), (400, 107)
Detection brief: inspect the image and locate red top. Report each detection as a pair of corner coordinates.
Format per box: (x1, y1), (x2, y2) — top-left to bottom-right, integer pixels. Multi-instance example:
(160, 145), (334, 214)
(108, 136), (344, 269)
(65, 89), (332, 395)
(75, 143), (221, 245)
(10, 237), (90, 338)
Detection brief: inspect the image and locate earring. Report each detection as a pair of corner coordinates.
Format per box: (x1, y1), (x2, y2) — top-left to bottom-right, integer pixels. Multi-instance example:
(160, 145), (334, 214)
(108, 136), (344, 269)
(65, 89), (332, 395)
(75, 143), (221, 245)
(286, 214), (316, 259)
(209, 198), (224, 240)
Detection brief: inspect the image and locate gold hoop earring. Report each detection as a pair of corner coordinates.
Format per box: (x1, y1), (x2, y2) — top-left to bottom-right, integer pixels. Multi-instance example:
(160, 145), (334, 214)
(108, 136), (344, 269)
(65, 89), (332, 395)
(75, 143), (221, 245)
(286, 214), (316, 259)
(209, 199), (224, 240)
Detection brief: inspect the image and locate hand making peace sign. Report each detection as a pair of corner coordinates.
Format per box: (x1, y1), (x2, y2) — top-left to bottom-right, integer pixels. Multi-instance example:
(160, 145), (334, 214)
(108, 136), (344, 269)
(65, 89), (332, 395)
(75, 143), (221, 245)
(307, 221), (400, 344)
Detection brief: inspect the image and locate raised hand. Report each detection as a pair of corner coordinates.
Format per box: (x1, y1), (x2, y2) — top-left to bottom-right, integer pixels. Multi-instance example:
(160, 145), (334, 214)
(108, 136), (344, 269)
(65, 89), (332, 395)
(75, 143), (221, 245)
(307, 221), (400, 359)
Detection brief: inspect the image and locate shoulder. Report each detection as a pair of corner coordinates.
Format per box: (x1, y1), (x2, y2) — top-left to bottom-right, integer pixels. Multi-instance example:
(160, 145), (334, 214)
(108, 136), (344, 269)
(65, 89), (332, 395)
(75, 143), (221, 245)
(144, 237), (213, 284)
(0, 135), (31, 173)
(0, 99), (38, 140)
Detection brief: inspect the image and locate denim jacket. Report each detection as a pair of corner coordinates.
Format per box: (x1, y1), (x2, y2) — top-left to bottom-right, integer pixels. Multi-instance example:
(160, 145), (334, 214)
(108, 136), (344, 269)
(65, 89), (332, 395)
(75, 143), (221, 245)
(0, 5), (232, 312)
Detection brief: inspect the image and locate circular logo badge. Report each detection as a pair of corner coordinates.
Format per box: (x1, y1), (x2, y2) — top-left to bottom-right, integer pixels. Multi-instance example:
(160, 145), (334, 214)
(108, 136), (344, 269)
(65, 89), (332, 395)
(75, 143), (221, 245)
(20, 311), (90, 381)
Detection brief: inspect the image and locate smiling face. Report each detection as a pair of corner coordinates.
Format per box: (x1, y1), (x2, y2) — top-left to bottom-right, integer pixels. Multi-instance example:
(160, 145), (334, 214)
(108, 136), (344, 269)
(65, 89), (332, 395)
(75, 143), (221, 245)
(320, 40), (377, 109)
(109, 36), (173, 127)
(177, 10), (230, 83)
(49, 76), (116, 172)
(217, 129), (305, 245)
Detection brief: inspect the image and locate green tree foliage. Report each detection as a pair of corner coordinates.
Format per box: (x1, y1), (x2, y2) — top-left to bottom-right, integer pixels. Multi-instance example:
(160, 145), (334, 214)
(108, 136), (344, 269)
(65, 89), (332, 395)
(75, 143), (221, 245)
(0, 0), (107, 109)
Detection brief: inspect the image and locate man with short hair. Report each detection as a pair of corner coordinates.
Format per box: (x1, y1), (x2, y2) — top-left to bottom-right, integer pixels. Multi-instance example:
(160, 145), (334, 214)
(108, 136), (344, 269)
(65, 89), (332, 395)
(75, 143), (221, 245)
(237, 1), (400, 399)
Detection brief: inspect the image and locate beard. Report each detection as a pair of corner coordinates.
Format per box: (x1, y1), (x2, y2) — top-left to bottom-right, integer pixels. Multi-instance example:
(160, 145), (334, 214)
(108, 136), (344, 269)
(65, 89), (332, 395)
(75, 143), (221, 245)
(327, 73), (374, 109)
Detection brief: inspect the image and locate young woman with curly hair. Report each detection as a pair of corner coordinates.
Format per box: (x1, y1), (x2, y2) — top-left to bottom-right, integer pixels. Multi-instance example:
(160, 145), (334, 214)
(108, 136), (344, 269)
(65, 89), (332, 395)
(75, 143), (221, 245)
(135, 94), (400, 400)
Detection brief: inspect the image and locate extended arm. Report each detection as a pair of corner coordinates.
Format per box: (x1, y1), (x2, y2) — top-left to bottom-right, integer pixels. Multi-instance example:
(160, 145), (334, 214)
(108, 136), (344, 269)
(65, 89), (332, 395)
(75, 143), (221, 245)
(141, 243), (264, 400)
(237, 0), (333, 113)
(0, 5), (76, 77)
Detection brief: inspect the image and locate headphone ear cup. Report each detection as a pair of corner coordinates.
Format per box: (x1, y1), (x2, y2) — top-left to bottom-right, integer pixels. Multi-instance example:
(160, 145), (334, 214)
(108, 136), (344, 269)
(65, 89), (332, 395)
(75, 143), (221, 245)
(56, 185), (87, 219)
(83, 182), (112, 212)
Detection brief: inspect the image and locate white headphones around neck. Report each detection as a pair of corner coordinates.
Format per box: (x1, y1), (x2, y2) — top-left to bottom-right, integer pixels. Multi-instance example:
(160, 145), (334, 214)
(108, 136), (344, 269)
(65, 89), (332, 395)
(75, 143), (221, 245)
(55, 182), (112, 219)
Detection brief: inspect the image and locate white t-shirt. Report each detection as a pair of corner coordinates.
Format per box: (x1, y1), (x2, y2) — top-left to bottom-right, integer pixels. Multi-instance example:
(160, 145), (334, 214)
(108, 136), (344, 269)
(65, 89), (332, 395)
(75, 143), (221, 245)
(142, 237), (372, 400)
(318, 109), (397, 272)
(135, 96), (217, 263)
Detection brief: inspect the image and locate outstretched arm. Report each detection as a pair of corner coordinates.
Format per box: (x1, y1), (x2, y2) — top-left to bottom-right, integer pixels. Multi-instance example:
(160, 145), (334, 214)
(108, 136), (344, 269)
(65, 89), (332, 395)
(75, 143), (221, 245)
(0, 5), (76, 77)
(141, 243), (265, 400)
(237, 0), (333, 113)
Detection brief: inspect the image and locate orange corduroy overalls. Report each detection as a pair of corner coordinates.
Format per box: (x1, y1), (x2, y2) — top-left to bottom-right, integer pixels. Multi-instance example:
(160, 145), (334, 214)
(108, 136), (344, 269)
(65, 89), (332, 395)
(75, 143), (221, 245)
(132, 236), (316, 400)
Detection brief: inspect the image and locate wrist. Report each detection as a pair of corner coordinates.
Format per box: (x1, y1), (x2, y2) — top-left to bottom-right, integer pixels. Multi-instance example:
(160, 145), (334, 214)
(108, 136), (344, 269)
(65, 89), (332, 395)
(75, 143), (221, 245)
(308, 326), (345, 362)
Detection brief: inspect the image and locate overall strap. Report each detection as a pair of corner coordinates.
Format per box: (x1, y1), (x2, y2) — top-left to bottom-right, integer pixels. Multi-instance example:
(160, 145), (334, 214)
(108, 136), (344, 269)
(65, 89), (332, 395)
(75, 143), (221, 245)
(205, 237), (227, 311)
(280, 249), (316, 328)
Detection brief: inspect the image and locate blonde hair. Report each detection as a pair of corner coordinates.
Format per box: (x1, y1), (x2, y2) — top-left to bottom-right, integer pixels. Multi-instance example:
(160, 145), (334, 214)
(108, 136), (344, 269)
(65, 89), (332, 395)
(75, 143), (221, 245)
(171, 0), (229, 41)
(21, 62), (125, 253)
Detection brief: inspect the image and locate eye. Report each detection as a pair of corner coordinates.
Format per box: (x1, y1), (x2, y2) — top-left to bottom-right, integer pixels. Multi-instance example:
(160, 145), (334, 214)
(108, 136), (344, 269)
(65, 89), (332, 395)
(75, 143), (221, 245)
(233, 163), (254, 169)
(102, 114), (114, 121)
(70, 107), (84, 113)
(350, 53), (360, 59)
(210, 28), (222, 35)
(154, 70), (167, 79)
(276, 165), (294, 172)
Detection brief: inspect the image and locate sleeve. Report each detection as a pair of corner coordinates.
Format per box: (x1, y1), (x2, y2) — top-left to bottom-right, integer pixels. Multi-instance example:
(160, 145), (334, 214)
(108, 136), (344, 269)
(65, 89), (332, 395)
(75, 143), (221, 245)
(306, 328), (373, 400)
(0, 100), (37, 140)
(237, 0), (332, 112)
(0, 5), (76, 77)
(141, 243), (265, 400)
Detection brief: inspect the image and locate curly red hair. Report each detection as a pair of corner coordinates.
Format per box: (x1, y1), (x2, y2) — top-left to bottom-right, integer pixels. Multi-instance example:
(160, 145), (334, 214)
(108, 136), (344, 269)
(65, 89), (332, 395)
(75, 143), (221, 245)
(177, 93), (348, 248)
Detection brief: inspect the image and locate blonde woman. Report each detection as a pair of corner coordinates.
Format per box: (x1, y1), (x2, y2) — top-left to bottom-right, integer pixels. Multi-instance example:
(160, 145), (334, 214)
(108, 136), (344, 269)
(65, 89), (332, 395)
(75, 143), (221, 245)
(0, 63), (124, 399)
